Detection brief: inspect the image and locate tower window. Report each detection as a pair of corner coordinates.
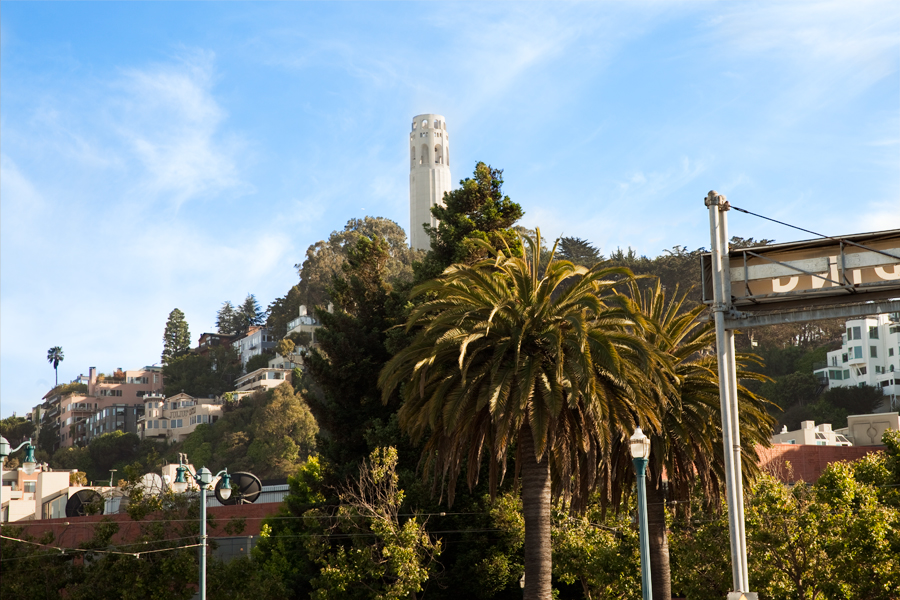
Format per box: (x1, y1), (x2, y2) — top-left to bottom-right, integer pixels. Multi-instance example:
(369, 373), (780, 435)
(420, 144), (428, 165)
(421, 119), (428, 128)
(434, 144), (443, 164)
(412, 121), (417, 130)
(410, 146), (416, 165)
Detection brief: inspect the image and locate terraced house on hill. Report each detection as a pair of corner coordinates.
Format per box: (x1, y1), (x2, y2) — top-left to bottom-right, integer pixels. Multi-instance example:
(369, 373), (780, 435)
(815, 312), (900, 411)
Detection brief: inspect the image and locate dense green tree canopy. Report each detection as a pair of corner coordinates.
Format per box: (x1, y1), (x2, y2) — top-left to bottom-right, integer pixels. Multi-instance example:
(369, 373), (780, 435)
(302, 233), (404, 483)
(162, 345), (241, 397)
(418, 162), (524, 279)
(295, 216), (423, 309)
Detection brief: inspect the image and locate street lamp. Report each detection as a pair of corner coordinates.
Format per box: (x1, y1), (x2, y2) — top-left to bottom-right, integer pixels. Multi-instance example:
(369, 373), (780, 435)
(0, 436), (37, 523)
(172, 461), (231, 600)
(630, 427), (652, 600)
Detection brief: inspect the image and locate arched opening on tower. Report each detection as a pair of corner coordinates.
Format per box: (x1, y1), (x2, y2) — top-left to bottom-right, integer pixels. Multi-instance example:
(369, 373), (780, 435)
(421, 119), (428, 129)
(434, 143), (443, 164)
(420, 144), (428, 165)
(410, 145), (416, 166)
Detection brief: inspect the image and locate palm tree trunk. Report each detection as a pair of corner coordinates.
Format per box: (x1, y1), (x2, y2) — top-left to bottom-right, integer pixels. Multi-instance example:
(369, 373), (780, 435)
(647, 478), (671, 600)
(520, 423), (552, 600)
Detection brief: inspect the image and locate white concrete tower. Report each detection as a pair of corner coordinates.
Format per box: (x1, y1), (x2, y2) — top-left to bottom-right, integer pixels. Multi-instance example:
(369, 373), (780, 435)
(409, 114), (451, 251)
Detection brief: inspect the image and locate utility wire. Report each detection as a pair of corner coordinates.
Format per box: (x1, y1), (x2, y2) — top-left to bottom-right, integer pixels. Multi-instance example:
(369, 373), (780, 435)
(730, 206), (830, 240)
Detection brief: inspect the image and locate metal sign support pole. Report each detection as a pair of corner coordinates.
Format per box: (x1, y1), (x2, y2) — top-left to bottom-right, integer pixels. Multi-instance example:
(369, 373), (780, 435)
(705, 191), (752, 597)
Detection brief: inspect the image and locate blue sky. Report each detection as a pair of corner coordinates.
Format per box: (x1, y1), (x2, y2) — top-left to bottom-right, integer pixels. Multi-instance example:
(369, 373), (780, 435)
(2, 1), (898, 419)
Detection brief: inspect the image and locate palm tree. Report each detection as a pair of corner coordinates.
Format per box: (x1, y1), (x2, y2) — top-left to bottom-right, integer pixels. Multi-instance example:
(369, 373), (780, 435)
(380, 232), (666, 600)
(618, 280), (775, 600)
(47, 346), (64, 387)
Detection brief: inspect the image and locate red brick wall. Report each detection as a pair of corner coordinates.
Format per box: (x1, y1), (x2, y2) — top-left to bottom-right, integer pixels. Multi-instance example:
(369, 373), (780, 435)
(757, 444), (884, 483)
(5, 502), (282, 548)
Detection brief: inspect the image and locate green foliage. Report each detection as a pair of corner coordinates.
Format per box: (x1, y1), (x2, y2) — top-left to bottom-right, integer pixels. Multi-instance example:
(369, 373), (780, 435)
(44, 381), (89, 398)
(760, 371), (822, 411)
(669, 498), (732, 600)
(162, 344), (241, 397)
(161, 308), (191, 366)
(276, 337), (296, 358)
(251, 458), (326, 597)
(208, 556), (290, 600)
(238, 294), (265, 332)
(245, 350), (275, 373)
(820, 384), (883, 415)
(0, 415), (36, 445)
(303, 233), (405, 483)
(306, 447), (441, 600)
(382, 230), (659, 507)
(295, 216), (423, 309)
(671, 451), (900, 600)
(177, 383), (317, 479)
(418, 162), (524, 279)
(216, 300), (240, 335)
(88, 431), (141, 473)
(552, 496), (641, 600)
(556, 236), (603, 267)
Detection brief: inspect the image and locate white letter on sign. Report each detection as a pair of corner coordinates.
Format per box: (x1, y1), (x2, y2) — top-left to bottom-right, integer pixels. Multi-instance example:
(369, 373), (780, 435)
(874, 265), (900, 280)
(772, 276), (799, 292)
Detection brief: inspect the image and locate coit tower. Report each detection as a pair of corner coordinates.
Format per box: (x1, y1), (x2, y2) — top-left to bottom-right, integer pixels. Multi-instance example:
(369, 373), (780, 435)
(409, 114), (451, 251)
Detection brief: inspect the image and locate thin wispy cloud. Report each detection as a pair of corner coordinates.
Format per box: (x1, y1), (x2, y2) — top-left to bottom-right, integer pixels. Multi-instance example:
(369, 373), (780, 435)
(112, 50), (250, 208)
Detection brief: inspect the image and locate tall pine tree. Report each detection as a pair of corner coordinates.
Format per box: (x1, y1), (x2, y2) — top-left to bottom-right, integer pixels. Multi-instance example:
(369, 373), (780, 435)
(161, 308), (191, 365)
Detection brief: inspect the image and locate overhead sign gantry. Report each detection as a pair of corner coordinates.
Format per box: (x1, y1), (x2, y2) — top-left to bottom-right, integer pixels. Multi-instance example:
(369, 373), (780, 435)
(701, 191), (900, 600)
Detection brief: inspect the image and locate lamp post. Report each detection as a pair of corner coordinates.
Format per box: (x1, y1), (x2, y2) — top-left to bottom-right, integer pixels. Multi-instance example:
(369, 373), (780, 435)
(0, 437), (37, 524)
(630, 427), (652, 600)
(172, 461), (231, 600)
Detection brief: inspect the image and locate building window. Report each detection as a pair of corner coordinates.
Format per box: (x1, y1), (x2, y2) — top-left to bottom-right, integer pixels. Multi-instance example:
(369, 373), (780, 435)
(870, 326), (879, 339)
(858, 367), (867, 376)
(890, 348), (895, 357)
(843, 369), (850, 379)
(842, 353), (848, 363)
(854, 347), (863, 359)
(42, 494), (67, 519)
(871, 346), (878, 358)
(852, 326), (861, 340)
(24, 481), (36, 493)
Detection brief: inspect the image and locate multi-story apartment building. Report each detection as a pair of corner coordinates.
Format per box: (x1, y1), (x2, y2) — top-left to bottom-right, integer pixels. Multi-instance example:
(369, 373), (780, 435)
(234, 367), (293, 393)
(233, 326), (277, 370)
(39, 366), (165, 450)
(138, 392), (224, 443)
(814, 313), (900, 410)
